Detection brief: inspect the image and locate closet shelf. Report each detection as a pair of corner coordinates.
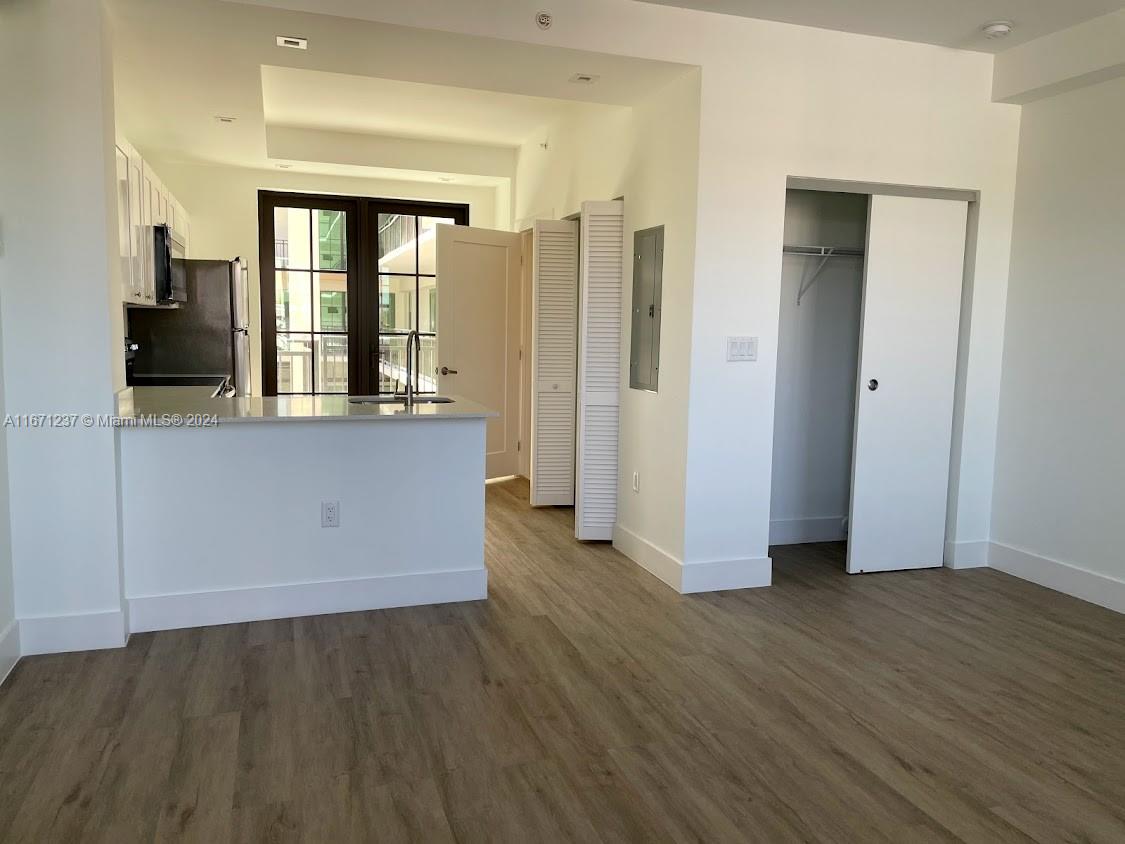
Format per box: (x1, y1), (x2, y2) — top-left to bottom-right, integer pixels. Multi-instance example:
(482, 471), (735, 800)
(783, 245), (865, 304)
(783, 245), (865, 257)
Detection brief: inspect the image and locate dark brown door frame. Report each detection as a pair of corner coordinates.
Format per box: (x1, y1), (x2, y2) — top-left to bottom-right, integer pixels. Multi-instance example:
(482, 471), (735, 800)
(258, 190), (469, 396)
(360, 198), (469, 396)
(258, 191), (359, 396)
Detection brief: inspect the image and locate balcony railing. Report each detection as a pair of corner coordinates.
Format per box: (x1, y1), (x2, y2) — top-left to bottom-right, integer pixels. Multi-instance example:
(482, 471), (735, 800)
(377, 214), (414, 260)
(378, 335), (437, 394)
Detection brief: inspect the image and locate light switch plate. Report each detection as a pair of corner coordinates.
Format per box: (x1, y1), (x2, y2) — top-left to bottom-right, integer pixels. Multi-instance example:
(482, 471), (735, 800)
(726, 336), (758, 362)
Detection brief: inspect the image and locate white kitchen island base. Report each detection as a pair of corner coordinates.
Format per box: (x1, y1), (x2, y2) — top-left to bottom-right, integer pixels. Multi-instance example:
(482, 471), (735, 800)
(117, 390), (491, 633)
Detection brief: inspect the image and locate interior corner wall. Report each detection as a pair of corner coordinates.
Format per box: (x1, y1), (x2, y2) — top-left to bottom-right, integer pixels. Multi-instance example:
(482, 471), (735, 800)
(990, 76), (1125, 600)
(0, 0), (127, 653)
(145, 159), (503, 396)
(514, 70), (701, 569)
(514, 104), (633, 224)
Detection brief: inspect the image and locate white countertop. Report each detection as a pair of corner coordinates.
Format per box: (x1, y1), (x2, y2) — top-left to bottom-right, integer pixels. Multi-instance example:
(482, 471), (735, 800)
(115, 386), (495, 425)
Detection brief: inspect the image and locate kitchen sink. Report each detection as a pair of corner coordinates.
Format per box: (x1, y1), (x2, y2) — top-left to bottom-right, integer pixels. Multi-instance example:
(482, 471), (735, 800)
(348, 396), (455, 405)
(347, 396), (403, 405)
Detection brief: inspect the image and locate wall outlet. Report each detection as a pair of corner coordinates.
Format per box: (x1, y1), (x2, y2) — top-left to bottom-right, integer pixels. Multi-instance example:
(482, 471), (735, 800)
(632, 471), (640, 493)
(321, 500), (340, 528)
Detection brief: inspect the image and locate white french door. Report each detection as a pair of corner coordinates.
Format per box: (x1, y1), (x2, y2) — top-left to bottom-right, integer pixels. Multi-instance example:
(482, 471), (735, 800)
(847, 195), (969, 573)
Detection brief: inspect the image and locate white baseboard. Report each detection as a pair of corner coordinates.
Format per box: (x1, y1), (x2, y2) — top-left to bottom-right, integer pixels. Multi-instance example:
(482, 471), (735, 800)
(613, 524), (682, 591)
(944, 539), (990, 569)
(769, 516), (847, 546)
(127, 568), (488, 633)
(680, 556), (772, 593)
(613, 524), (771, 594)
(19, 609), (128, 656)
(0, 620), (20, 686)
(988, 542), (1125, 615)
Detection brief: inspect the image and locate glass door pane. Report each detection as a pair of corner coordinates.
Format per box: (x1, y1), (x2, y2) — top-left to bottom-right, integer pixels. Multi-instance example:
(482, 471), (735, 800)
(372, 212), (445, 394)
(273, 207), (348, 394)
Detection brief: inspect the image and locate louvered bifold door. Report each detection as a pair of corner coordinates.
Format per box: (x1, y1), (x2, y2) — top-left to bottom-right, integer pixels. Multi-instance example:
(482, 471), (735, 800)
(531, 219), (579, 506)
(575, 201), (625, 539)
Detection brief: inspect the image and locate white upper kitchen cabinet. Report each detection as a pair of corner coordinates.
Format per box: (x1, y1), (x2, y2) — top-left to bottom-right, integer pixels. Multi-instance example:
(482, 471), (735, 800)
(116, 136), (146, 304)
(117, 142), (190, 306)
(114, 141), (132, 297)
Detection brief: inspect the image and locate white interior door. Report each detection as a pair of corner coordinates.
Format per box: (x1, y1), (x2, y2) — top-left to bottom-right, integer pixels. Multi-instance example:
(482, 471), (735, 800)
(576, 200), (625, 539)
(436, 224), (522, 479)
(531, 219), (579, 506)
(847, 195), (968, 573)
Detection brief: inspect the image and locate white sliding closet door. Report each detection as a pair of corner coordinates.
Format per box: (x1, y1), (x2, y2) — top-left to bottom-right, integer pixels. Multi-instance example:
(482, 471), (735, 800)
(531, 219), (579, 506)
(576, 201), (625, 539)
(847, 195), (968, 573)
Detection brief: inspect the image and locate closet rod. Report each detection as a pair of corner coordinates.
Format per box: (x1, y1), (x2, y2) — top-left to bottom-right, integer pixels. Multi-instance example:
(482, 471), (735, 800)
(782, 245), (865, 257)
(784, 245), (865, 305)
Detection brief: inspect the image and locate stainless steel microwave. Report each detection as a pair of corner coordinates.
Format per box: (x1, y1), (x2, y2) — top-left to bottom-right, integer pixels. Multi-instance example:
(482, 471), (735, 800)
(153, 224), (188, 304)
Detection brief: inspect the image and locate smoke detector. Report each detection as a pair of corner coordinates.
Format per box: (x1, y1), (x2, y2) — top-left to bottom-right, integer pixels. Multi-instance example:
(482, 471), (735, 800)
(982, 21), (1013, 40)
(536, 12), (552, 30)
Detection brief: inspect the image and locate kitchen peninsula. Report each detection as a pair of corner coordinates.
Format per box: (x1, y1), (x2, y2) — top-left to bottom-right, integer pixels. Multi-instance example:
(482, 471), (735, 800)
(115, 386), (494, 633)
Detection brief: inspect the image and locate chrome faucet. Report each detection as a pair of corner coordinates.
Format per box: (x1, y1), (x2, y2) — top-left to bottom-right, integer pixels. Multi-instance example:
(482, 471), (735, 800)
(398, 329), (422, 407)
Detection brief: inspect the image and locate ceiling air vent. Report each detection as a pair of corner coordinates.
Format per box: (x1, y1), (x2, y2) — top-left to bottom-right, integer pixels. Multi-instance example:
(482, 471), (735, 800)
(569, 73), (600, 85)
(276, 36), (308, 50)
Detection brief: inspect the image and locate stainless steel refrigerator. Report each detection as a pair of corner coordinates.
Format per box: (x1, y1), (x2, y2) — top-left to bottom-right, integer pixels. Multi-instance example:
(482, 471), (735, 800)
(127, 258), (251, 396)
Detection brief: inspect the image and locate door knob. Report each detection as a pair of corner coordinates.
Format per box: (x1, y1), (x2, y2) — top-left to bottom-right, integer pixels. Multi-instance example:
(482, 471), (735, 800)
(440, 366), (458, 375)
(867, 379), (879, 391)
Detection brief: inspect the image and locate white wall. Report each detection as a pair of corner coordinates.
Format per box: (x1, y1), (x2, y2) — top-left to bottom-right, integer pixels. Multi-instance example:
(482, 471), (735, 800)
(146, 158), (503, 396)
(514, 70), (701, 577)
(0, 0), (128, 654)
(990, 76), (1125, 611)
(0, 314), (18, 680)
(295, 0), (1021, 588)
(266, 125), (516, 180)
(770, 191), (866, 545)
(514, 104), (632, 224)
(120, 419), (487, 632)
(679, 23), (1019, 577)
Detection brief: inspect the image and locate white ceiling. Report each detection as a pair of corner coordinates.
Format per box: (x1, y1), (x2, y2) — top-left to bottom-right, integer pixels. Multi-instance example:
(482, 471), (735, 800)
(636, 0), (1124, 52)
(261, 66), (594, 148)
(108, 0), (689, 178)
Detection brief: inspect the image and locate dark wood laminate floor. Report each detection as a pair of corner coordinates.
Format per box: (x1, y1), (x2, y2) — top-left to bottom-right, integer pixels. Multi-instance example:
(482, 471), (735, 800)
(1, 478), (1123, 842)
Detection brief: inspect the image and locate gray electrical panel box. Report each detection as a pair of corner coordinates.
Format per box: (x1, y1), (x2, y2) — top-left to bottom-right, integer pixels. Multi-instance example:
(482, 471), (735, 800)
(630, 226), (664, 391)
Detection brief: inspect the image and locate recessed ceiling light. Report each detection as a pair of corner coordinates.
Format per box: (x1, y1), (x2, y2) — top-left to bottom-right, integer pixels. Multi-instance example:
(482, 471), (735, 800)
(213, 115), (237, 124)
(276, 35), (308, 50)
(569, 72), (600, 84)
(982, 21), (1014, 39)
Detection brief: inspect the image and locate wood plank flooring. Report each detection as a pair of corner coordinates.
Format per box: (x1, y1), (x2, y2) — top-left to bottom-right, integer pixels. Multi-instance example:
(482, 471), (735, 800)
(1, 476), (1123, 842)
